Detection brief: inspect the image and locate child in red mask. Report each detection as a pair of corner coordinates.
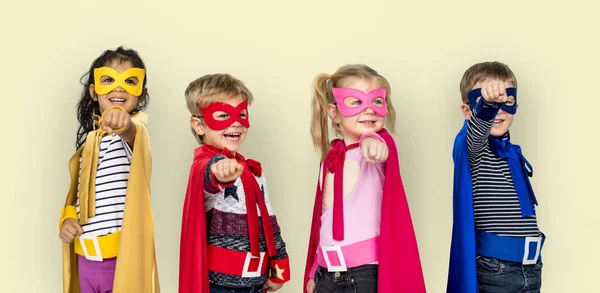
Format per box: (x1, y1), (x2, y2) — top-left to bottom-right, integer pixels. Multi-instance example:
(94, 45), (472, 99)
(179, 73), (291, 293)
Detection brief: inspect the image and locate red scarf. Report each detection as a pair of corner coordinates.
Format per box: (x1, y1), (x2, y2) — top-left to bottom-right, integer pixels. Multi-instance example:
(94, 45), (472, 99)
(323, 141), (359, 240)
(303, 129), (427, 292)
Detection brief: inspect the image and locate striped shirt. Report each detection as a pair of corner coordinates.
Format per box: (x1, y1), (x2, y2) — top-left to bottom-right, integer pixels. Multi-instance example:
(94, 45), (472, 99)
(76, 134), (132, 237)
(203, 154), (288, 288)
(468, 109), (540, 237)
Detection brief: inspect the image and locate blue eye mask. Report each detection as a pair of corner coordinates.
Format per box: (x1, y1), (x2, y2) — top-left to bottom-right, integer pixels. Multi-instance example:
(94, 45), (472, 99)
(467, 87), (518, 114)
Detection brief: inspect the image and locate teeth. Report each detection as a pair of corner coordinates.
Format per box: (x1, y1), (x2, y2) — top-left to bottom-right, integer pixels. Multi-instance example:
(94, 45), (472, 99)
(224, 133), (240, 140)
(110, 99), (125, 102)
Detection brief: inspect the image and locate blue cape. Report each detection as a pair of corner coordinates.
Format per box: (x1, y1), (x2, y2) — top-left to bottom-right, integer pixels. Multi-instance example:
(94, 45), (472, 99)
(447, 120), (478, 293)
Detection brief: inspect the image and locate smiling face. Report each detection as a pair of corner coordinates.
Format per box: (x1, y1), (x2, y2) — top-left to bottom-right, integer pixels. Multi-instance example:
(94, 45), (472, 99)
(89, 58), (142, 114)
(467, 78), (516, 137)
(190, 95), (249, 154)
(327, 77), (386, 145)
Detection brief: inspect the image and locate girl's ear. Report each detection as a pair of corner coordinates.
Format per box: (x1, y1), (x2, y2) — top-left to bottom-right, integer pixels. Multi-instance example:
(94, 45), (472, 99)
(89, 84), (97, 101)
(327, 104), (341, 124)
(140, 88), (148, 101)
(135, 88), (147, 103)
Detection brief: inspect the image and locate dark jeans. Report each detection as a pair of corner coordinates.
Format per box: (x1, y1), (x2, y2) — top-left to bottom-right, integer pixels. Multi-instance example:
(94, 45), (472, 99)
(314, 265), (378, 293)
(209, 284), (264, 293)
(477, 255), (543, 293)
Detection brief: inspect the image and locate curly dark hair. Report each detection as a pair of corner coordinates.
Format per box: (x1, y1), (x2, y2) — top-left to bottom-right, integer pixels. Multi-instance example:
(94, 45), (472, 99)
(75, 46), (149, 149)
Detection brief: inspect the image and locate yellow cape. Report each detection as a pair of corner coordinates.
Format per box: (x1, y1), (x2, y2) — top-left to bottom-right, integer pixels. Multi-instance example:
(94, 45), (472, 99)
(60, 112), (160, 293)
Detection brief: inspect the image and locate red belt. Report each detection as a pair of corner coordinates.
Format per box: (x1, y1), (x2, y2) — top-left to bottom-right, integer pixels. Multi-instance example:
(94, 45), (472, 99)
(207, 245), (269, 278)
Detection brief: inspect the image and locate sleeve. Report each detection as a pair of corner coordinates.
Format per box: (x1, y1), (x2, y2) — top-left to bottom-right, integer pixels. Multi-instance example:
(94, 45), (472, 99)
(359, 132), (385, 147)
(467, 98), (501, 164)
(59, 154), (82, 228)
(258, 173), (291, 284)
(121, 136), (133, 162)
(58, 205), (78, 228)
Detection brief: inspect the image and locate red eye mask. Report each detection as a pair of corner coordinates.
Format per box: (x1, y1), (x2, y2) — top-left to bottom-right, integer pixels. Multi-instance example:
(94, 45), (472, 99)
(200, 100), (250, 130)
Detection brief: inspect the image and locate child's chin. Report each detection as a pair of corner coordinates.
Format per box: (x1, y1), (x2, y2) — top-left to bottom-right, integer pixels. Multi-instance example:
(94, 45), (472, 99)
(360, 124), (383, 133)
(224, 141), (244, 151)
(490, 127), (509, 137)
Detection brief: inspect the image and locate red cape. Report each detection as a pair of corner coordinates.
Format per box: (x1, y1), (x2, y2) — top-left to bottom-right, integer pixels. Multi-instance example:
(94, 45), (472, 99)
(303, 129), (427, 293)
(179, 145), (216, 293)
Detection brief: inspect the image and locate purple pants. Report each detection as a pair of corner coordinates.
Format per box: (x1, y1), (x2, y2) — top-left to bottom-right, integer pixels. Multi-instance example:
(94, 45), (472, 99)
(78, 255), (116, 293)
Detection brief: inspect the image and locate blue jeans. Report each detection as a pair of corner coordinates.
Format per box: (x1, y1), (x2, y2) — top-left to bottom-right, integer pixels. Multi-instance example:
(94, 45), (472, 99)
(314, 265), (378, 293)
(209, 284), (264, 293)
(477, 255), (543, 293)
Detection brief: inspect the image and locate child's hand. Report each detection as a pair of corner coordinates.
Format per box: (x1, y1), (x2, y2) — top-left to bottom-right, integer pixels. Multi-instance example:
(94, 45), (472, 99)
(361, 137), (388, 163)
(59, 218), (83, 244)
(211, 158), (244, 183)
(480, 81), (509, 104)
(101, 107), (131, 134)
(306, 279), (316, 293)
(263, 279), (283, 292)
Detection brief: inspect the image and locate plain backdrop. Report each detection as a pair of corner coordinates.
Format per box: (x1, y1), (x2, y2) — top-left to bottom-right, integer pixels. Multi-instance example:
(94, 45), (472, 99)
(1, 0), (598, 292)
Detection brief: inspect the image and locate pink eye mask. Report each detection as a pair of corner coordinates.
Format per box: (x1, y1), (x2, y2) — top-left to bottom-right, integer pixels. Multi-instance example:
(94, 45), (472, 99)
(331, 88), (388, 117)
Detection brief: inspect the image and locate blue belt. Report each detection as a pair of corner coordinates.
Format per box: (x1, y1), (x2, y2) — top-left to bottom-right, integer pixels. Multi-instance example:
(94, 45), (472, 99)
(476, 230), (545, 265)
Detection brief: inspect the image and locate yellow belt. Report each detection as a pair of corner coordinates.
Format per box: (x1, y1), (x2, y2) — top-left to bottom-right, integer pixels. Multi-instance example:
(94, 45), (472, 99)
(74, 231), (120, 261)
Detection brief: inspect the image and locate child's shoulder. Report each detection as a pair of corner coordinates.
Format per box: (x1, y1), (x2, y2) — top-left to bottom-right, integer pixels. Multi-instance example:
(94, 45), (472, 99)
(191, 145), (222, 167)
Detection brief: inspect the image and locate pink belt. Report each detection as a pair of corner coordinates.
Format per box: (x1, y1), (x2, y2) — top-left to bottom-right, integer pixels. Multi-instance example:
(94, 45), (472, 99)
(317, 236), (379, 272)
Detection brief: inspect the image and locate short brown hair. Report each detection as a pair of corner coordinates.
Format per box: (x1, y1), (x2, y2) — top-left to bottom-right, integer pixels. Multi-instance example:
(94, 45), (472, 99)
(184, 73), (254, 144)
(459, 61), (518, 103)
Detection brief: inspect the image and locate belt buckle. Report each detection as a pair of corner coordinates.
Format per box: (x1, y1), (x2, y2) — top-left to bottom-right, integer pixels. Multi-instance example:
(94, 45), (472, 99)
(522, 236), (542, 265)
(242, 252), (265, 278)
(321, 245), (347, 272)
(79, 235), (103, 262)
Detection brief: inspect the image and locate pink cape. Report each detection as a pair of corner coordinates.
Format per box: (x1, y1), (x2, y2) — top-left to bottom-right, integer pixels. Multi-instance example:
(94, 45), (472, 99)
(303, 129), (427, 292)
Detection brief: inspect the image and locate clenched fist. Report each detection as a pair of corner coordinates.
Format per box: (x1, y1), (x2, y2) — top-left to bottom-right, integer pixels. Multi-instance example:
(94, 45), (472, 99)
(59, 218), (83, 244)
(361, 136), (388, 163)
(480, 80), (511, 105)
(101, 107), (132, 134)
(211, 158), (244, 183)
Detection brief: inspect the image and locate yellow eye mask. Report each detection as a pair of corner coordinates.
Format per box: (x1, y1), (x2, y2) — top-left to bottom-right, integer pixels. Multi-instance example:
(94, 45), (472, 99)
(93, 67), (146, 96)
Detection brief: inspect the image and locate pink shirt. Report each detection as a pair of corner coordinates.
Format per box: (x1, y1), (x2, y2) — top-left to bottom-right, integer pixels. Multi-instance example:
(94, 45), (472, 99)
(319, 146), (385, 248)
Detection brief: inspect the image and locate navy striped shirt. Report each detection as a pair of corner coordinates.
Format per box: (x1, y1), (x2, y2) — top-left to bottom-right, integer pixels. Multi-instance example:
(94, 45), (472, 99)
(467, 111), (540, 237)
(76, 134), (132, 237)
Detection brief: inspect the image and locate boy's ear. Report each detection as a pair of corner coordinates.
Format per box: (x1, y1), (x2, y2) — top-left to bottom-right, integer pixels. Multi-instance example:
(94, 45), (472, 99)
(327, 104), (341, 124)
(460, 103), (472, 120)
(190, 116), (205, 136)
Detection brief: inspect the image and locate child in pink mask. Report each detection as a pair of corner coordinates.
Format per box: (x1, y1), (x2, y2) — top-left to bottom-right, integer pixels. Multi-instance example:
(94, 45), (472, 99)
(303, 64), (427, 293)
(179, 73), (291, 293)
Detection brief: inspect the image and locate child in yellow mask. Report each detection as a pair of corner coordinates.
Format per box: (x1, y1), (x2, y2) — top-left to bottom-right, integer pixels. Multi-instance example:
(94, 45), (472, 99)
(57, 46), (160, 293)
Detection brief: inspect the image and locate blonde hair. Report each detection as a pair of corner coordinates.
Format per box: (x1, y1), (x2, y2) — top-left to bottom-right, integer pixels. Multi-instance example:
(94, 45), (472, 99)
(184, 73), (254, 144)
(459, 61), (518, 104)
(310, 64), (396, 161)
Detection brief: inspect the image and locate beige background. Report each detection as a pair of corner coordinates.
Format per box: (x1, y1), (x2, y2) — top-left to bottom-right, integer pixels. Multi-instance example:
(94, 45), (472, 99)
(2, 0), (598, 292)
